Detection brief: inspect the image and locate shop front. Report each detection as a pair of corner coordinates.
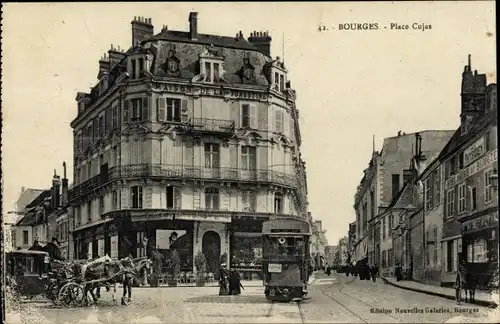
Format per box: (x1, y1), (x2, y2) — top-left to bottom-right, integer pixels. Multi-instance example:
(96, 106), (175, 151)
(72, 220), (113, 260)
(230, 215), (267, 280)
(111, 209), (231, 275)
(460, 210), (498, 289)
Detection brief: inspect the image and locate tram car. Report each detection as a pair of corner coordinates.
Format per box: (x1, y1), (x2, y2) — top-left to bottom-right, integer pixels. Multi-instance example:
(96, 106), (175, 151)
(262, 218), (312, 302)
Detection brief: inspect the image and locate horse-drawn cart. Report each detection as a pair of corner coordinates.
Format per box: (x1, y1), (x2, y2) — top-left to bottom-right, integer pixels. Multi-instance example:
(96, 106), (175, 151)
(57, 266), (137, 307)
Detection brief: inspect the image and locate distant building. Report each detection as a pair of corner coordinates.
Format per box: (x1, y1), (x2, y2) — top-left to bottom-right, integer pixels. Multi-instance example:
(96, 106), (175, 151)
(354, 130), (454, 271)
(338, 236), (348, 265)
(311, 219), (327, 268)
(324, 245), (337, 265)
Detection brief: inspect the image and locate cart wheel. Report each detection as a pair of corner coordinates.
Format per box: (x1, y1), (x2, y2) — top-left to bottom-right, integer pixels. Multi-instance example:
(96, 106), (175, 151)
(58, 282), (85, 307)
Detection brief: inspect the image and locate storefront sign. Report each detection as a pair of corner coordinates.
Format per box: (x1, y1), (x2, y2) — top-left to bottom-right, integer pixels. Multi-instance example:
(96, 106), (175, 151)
(463, 137), (485, 167)
(155, 82), (268, 101)
(445, 149), (497, 189)
(462, 212), (498, 234)
(177, 214), (231, 223)
(131, 211), (175, 222)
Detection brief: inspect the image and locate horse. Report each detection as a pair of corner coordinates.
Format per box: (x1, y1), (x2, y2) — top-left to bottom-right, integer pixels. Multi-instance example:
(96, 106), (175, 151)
(80, 257), (136, 306)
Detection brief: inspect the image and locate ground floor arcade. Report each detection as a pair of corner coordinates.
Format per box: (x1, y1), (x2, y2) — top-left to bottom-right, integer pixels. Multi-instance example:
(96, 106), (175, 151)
(72, 209), (273, 279)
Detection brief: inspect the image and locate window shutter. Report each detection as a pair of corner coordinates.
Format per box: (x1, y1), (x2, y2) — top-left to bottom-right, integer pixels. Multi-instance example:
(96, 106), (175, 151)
(242, 191), (248, 206)
(175, 187), (181, 208)
(436, 169), (441, 205)
(106, 107), (112, 133)
(283, 112), (289, 136)
(184, 140), (193, 166)
(429, 173), (434, 207)
(123, 100), (130, 123)
(230, 145), (238, 168)
(181, 99), (188, 122)
(249, 104), (257, 128)
(157, 97), (166, 122)
(142, 97), (149, 121)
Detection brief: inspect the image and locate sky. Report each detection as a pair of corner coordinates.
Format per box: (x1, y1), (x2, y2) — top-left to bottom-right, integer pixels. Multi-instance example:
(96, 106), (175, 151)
(1, 2), (496, 245)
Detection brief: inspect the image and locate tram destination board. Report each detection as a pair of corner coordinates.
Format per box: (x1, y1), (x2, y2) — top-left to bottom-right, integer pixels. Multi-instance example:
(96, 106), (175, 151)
(270, 229), (302, 233)
(268, 263), (283, 273)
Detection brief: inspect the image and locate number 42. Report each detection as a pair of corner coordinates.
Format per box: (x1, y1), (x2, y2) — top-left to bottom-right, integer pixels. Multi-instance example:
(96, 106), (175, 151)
(318, 25), (328, 32)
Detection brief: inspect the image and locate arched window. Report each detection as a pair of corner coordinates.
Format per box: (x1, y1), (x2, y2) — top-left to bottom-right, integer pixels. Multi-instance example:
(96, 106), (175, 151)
(205, 188), (220, 210)
(274, 192), (283, 214)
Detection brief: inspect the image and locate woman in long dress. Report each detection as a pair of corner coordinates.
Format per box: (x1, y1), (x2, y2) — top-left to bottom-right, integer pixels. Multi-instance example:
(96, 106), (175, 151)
(218, 263), (229, 295)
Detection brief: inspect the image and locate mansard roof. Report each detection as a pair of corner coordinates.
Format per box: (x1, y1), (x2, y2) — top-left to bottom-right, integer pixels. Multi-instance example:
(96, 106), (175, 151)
(144, 30), (267, 55)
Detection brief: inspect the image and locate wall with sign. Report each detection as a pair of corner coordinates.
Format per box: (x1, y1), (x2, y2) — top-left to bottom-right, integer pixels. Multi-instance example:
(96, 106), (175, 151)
(463, 137), (485, 167)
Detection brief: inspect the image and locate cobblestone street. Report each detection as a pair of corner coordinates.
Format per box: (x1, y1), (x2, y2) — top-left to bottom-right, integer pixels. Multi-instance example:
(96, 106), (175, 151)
(6, 272), (498, 323)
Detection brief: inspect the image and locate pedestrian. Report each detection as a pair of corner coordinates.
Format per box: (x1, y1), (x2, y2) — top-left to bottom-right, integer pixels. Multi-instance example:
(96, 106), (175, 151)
(218, 263), (229, 296)
(371, 264), (379, 282)
(229, 269), (243, 295)
(395, 263), (403, 282)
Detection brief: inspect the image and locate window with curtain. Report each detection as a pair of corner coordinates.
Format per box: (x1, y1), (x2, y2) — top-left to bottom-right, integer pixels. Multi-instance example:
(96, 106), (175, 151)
(241, 146), (256, 170)
(242, 190), (257, 211)
(205, 187), (219, 210)
(204, 143), (220, 168)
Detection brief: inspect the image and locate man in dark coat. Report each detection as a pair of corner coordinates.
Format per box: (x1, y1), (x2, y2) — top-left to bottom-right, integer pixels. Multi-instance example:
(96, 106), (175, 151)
(395, 263), (403, 282)
(229, 269), (243, 295)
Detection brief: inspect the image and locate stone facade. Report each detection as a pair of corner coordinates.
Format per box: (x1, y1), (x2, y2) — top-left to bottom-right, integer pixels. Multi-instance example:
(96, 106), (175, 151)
(68, 13), (309, 275)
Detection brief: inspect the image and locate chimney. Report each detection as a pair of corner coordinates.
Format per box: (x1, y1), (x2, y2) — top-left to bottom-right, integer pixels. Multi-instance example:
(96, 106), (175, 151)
(52, 170), (61, 209)
(108, 44), (126, 71)
(248, 31), (272, 56)
(189, 12), (198, 40)
(61, 162), (69, 206)
(131, 16), (154, 47)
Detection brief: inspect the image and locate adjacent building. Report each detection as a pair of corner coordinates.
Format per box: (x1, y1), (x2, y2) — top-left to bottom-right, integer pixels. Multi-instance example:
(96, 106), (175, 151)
(351, 55), (498, 288)
(347, 222), (356, 264)
(68, 13), (308, 276)
(12, 167), (70, 256)
(354, 130), (455, 271)
(425, 56), (498, 287)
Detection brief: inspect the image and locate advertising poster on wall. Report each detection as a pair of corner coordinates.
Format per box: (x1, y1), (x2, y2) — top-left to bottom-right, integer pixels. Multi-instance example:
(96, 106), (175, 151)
(156, 229), (187, 249)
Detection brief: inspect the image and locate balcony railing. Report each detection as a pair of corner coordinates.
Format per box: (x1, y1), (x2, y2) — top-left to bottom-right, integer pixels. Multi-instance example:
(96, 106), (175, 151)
(69, 164), (298, 201)
(187, 118), (235, 134)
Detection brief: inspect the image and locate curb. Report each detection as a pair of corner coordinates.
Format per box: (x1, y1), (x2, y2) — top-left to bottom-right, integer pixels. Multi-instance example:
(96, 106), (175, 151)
(381, 278), (498, 308)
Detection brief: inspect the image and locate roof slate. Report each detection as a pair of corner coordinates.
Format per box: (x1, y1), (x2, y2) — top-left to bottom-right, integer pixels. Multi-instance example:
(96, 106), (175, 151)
(144, 30), (267, 55)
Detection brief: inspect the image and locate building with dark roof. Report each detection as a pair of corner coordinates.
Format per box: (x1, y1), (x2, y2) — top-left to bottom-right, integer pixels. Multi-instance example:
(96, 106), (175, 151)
(416, 56), (498, 288)
(68, 13), (308, 276)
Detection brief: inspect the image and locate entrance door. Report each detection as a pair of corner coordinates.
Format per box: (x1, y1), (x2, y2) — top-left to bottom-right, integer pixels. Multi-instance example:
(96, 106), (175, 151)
(202, 231), (221, 278)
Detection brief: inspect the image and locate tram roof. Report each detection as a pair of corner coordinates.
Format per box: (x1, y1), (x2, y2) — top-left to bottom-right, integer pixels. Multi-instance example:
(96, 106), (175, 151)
(262, 218), (311, 235)
(7, 250), (49, 256)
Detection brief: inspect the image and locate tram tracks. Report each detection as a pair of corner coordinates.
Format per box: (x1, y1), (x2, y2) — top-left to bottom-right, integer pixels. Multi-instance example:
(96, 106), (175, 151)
(320, 276), (401, 323)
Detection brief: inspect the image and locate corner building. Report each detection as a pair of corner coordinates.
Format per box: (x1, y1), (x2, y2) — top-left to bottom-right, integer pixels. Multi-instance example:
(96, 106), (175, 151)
(68, 13), (308, 277)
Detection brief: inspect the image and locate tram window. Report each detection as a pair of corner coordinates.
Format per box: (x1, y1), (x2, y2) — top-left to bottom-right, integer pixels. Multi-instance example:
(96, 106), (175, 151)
(263, 236), (305, 259)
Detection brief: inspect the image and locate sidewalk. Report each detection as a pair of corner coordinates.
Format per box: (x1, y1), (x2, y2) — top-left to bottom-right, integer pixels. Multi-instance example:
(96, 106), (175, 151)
(381, 277), (498, 308)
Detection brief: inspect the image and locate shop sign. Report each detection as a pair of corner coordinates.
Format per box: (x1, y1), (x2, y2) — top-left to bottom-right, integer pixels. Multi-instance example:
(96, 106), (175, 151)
(177, 214), (231, 223)
(131, 211), (175, 221)
(463, 137), (485, 167)
(462, 212), (498, 234)
(155, 82), (268, 101)
(445, 149), (497, 189)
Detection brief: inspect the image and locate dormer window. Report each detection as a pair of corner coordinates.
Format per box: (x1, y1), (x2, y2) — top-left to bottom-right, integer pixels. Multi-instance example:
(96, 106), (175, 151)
(129, 56), (145, 79)
(269, 57), (287, 93)
(199, 47), (224, 84)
